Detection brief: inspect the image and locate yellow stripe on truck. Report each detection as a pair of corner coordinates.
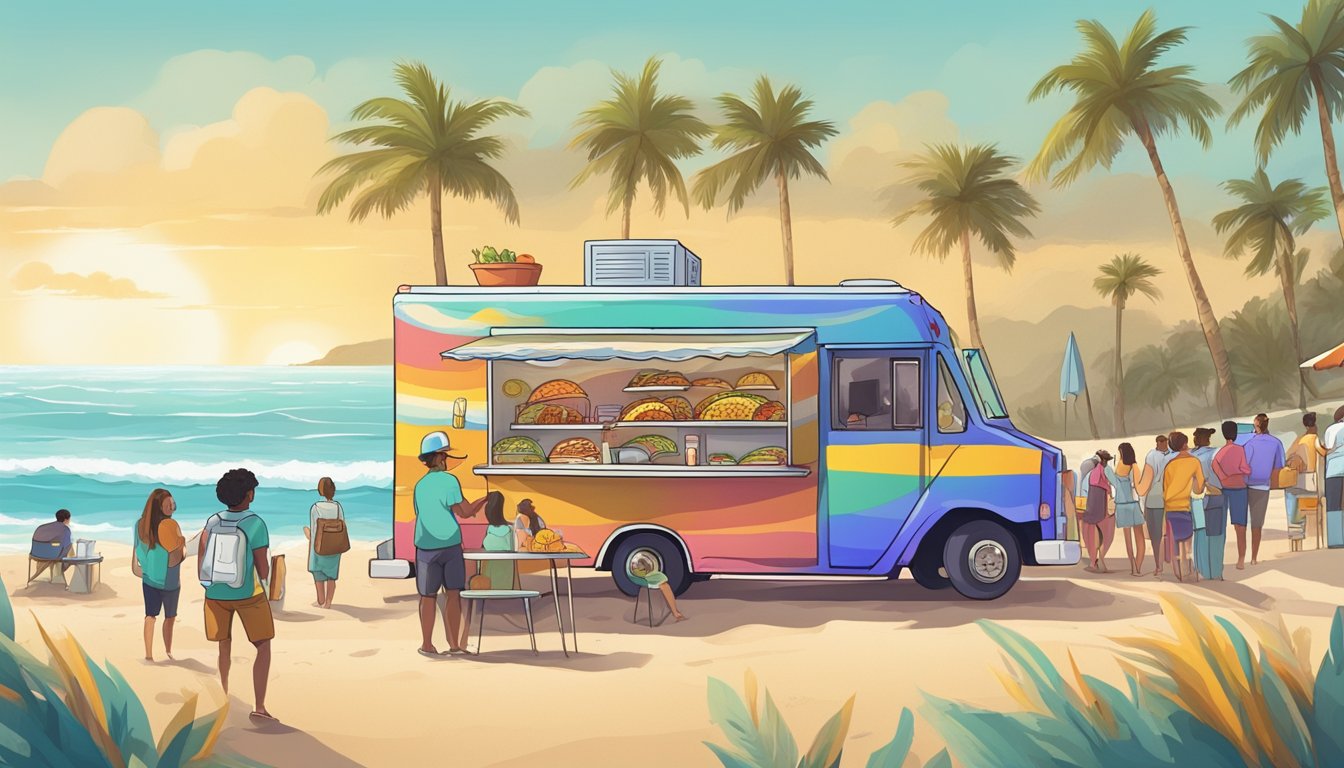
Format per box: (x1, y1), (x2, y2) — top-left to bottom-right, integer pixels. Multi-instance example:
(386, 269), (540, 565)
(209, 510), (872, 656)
(827, 444), (1039, 476)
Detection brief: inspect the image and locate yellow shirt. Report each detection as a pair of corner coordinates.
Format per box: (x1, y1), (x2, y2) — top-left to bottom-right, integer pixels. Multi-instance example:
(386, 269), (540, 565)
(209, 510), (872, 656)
(1162, 454), (1205, 512)
(1292, 434), (1324, 473)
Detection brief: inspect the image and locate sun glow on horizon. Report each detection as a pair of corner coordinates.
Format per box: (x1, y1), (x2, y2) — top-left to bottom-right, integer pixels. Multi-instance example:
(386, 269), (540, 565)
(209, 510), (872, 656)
(264, 340), (322, 366)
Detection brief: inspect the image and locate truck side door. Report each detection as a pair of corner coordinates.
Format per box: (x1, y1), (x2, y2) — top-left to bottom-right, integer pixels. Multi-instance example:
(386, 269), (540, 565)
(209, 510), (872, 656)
(825, 349), (928, 569)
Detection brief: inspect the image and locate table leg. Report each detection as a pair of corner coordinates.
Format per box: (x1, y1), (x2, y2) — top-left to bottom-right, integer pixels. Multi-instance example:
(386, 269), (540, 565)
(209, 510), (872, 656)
(549, 560), (567, 657)
(566, 560), (577, 653)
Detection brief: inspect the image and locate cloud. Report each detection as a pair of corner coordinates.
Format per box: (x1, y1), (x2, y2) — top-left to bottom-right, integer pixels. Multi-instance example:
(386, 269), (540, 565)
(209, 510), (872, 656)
(43, 107), (160, 187)
(12, 261), (167, 299)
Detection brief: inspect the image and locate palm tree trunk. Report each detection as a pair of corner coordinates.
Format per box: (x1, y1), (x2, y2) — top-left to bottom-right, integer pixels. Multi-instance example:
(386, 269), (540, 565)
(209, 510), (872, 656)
(1132, 118), (1236, 417)
(960, 229), (983, 349)
(1167, 402), (1176, 428)
(1114, 299), (1127, 435)
(1280, 242), (1309, 411)
(428, 172), (447, 286)
(621, 195), (632, 239)
(776, 170), (795, 286)
(1311, 72), (1344, 248)
(1083, 384), (1100, 440)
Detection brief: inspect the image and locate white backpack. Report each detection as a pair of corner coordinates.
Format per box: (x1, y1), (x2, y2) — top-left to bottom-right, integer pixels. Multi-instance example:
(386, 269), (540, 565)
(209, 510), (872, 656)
(200, 512), (254, 589)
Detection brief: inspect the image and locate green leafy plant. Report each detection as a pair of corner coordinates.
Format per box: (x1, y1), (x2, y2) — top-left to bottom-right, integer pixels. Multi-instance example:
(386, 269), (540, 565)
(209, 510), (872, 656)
(472, 246), (518, 263)
(923, 595), (1344, 768)
(705, 670), (950, 767)
(0, 575), (232, 767)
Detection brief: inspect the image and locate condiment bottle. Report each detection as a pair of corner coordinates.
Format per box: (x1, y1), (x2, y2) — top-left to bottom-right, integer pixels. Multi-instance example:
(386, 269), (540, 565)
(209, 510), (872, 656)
(685, 435), (699, 466)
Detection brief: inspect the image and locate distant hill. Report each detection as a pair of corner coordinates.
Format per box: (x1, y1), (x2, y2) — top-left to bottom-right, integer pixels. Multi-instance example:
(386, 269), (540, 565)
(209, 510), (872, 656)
(982, 304), (1169, 405)
(301, 338), (392, 366)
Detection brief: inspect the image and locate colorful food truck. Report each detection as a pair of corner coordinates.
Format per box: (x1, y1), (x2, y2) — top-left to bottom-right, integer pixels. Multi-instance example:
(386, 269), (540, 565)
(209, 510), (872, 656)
(372, 242), (1079, 600)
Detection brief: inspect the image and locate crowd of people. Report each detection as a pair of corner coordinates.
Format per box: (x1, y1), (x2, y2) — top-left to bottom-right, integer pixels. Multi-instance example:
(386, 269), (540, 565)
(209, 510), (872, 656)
(1075, 410), (1340, 581)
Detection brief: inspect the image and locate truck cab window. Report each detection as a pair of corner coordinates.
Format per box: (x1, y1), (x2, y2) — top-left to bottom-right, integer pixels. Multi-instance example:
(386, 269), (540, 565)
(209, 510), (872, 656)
(833, 355), (921, 430)
(936, 357), (966, 433)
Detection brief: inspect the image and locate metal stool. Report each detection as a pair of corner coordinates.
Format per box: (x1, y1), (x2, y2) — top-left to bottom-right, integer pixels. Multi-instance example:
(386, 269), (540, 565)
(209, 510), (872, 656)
(631, 580), (668, 627)
(461, 589), (541, 654)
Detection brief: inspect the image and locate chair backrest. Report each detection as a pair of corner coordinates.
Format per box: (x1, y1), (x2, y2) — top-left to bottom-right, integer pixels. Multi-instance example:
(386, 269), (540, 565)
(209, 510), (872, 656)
(29, 540), (62, 561)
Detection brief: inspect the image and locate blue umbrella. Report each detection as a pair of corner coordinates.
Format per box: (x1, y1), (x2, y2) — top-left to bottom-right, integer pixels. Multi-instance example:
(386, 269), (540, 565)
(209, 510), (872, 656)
(1060, 332), (1099, 439)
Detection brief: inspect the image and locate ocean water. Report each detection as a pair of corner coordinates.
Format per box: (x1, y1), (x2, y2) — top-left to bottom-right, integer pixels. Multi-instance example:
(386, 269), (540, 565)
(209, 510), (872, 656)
(0, 366), (393, 553)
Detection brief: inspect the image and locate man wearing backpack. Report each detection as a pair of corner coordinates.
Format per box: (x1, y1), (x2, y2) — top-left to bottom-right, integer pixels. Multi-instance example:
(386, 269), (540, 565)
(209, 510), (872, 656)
(198, 468), (276, 722)
(415, 431), (487, 657)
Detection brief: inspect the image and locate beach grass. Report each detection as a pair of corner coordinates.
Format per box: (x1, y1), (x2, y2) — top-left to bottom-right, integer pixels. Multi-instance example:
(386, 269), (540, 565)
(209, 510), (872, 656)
(923, 594), (1344, 768)
(0, 574), (233, 768)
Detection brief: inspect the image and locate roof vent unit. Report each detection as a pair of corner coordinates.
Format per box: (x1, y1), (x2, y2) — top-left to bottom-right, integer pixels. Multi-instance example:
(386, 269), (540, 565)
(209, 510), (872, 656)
(839, 278), (902, 288)
(584, 239), (701, 286)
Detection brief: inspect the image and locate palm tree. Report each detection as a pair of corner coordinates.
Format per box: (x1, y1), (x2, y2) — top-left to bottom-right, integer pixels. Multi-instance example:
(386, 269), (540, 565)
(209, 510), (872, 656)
(1228, 0), (1344, 246)
(692, 77), (838, 285)
(1027, 10), (1238, 417)
(570, 57), (711, 238)
(1094, 254), (1162, 434)
(890, 144), (1040, 349)
(316, 62), (528, 286)
(1213, 170), (1329, 409)
(1223, 299), (1301, 409)
(1127, 344), (1207, 427)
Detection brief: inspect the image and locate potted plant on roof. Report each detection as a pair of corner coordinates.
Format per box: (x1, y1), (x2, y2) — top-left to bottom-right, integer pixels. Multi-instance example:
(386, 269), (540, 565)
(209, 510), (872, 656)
(469, 246), (542, 286)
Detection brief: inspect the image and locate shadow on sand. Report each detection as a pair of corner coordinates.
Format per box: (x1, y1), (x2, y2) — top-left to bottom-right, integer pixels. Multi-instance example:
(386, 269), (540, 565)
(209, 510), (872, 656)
(215, 695), (369, 768)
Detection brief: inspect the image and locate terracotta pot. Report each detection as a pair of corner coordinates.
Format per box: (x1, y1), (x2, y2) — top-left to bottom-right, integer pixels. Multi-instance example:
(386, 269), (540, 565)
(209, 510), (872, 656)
(469, 262), (543, 286)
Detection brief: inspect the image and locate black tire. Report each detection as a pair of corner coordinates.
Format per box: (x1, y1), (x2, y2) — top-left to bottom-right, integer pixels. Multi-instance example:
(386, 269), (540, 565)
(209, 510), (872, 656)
(610, 533), (691, 597)
(942, 520), (1021, 600)
(909, 548), (952, 590)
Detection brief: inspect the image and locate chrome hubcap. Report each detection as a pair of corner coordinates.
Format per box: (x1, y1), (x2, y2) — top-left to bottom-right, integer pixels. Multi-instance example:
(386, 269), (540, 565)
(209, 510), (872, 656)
(968, 540), (1007, 583)
(627, 547), (663, 580)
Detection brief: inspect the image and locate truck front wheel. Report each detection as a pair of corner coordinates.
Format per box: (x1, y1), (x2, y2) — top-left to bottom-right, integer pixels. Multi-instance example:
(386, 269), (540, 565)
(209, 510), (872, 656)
(908, 549), (952, 590)
(943, 520), (1021, 600)
(610, 533), (692, 597)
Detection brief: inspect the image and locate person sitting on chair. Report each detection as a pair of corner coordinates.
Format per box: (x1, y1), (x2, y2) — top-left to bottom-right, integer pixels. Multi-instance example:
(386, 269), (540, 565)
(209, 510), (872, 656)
(629, 558), (687, 623)
(29, 509), (74, 581)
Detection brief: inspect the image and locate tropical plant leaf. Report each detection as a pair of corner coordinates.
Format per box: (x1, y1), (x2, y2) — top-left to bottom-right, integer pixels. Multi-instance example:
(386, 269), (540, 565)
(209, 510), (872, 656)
(865, 707), (915, 768)
(1312, 607), (1344, 766)
(0, 577), (14, 642)
(922, 748), (952, 768)
(760, 688), (799, 768)
(798, 695), (854, 768)
(707, 676), (773, 767)
(704, 740), (757, 768)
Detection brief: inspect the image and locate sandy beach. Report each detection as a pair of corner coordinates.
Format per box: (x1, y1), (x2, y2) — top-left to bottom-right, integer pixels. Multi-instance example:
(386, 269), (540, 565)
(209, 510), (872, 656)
(6, 501), (1342, 768)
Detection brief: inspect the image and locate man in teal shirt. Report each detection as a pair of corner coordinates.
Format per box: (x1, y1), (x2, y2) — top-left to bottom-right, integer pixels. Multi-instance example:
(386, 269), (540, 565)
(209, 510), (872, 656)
(414, 431), (487, 656)
(199, 468), (275, 722)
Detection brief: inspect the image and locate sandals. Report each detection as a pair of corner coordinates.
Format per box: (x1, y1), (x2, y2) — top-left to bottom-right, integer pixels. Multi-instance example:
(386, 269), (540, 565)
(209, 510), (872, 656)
(249, 711), (279, 723)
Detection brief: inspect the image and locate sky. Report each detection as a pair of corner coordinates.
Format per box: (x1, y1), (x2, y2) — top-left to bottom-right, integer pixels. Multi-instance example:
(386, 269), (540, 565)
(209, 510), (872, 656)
(0, 0), (1335, 365)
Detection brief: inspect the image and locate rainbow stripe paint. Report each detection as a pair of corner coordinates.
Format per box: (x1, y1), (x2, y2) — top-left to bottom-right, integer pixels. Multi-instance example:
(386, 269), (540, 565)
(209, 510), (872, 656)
(391, 286), (1065, 577)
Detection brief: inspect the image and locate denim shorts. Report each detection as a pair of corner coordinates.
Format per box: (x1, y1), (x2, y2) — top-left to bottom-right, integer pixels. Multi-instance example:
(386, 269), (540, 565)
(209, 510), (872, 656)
(416, 545), (466, 596)
(143, 582), (180, 618)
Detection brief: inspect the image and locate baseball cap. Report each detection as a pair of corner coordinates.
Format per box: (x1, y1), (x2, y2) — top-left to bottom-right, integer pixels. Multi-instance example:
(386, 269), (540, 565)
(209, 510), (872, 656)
(419, 431), (467, 460)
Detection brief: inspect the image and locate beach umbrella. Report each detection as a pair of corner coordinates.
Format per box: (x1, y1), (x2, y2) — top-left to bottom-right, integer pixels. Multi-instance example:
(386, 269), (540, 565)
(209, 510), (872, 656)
(1060, 332), (1100, 439)
(1301, 341), (1344, 371)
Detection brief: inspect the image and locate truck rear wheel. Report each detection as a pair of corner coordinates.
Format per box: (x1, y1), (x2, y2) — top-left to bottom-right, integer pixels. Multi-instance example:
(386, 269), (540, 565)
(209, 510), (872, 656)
(610, 533), (691, 597)
(943, 520), (1021, 600)
(909, 549), (952, 590)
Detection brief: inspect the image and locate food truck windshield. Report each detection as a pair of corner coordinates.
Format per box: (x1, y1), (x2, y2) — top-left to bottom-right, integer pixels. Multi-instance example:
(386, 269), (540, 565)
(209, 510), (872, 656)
(960, 348), (1009, 420)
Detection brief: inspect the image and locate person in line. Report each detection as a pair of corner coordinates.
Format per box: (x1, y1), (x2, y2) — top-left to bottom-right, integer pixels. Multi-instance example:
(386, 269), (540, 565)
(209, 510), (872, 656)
(133, 489), (185, 661)
(1243, 413), (1285, 566)
(1105, 443), (1145, 576)
(1083, 450), (1115, 572)
(199, 468), (275, 723)
(304, 477), (344, 609)
(414, 431), (488, 658)
(514, 498), (546, 547)
(28, 509), (74, 581)
(1323, 406), (1344, 548)
(1191, 428), (1226, 580)
(1138, 435), (1172, 576)
(1213, 421), (1253, 570)
(1285, 413), (1326, 549)
(1162, 431), (1204, 582)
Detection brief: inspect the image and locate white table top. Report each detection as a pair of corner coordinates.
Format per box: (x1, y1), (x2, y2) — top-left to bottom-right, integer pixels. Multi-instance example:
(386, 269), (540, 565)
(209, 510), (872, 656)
(462, 550), (588, 561)
(61, 555), (103, 563)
